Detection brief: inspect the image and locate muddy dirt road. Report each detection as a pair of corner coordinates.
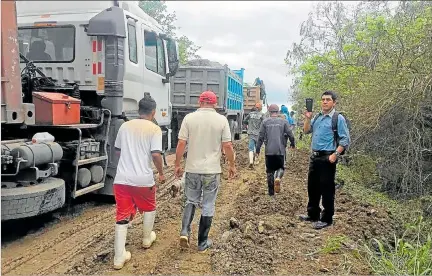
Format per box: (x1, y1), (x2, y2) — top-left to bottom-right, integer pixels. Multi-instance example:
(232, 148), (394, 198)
(1, 140), (398, 275)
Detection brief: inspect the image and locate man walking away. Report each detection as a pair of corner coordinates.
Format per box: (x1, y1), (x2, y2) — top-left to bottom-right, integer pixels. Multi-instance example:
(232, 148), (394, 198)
(175, 91), (236, 253)
(113, 94), (166, 269)
(256, 104), (295, 196)
(300, 91), (350, 230)
(243, 103), (264, 168)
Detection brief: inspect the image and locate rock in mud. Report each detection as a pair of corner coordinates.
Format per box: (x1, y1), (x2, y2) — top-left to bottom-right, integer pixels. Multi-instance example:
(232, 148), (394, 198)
(230, 217), (240, 229)
(221, 231), (232, 243)
(258, 221), (265, 234)
(319, 267), (330, 273)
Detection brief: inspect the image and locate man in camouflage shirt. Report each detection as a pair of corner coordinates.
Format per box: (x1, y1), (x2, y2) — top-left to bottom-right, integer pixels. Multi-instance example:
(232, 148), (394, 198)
(243, 103), (264, 168)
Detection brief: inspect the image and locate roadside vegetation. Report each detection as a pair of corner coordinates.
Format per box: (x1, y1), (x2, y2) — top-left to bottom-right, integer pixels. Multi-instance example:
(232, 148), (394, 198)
(287, 1), (432, 274)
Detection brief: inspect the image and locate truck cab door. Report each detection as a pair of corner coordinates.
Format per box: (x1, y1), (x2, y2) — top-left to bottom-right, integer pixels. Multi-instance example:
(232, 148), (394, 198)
(141, 23), (170, 127)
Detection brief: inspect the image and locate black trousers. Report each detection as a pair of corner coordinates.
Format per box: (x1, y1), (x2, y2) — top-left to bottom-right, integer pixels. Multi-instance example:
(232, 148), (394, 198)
(307, 154), (337, 223)
(265, 155), (285, 196)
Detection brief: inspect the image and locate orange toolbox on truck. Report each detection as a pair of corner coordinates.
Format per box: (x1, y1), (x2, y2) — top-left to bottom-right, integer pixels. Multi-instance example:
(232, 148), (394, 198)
(32, 92), (81, 125)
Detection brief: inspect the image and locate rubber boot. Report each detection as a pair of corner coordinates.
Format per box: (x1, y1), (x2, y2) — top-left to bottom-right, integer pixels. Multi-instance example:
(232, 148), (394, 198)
(142, 210), (157, 249)
(197, 216), (213, 253)
(274, 168), (284, 193)
(179, 203), (196, 248)
(113, 224), (132, 270)
(267, 173), (275, 196)
(248, 151), (254, 169)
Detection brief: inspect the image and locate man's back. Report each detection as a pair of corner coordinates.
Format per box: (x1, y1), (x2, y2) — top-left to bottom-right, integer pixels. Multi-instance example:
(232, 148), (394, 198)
(114, 119), (162, 187)
(178, 108), (231, 174)
(246, 110), (264, 137)
(259, 117), (292, 156)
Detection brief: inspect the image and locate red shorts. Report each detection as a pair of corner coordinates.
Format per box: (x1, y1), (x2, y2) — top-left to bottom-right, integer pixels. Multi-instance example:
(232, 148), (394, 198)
(114, 184), (156, 222)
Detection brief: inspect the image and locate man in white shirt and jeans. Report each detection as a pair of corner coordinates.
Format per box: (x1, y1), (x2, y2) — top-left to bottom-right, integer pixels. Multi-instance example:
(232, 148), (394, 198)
(175, 91), (237, 253)
(112, 94), (165, 269)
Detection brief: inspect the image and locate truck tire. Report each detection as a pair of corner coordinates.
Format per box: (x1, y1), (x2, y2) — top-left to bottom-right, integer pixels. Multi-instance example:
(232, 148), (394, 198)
(1, 177), (66, 221)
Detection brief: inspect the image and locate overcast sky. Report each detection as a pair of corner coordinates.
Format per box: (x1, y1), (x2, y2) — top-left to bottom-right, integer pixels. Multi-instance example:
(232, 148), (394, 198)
(166, 1), (315, 108)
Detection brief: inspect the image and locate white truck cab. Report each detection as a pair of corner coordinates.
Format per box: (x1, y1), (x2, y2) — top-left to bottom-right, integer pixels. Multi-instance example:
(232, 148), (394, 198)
(15, 1), (179, 195)
(16, 1), (179, 127)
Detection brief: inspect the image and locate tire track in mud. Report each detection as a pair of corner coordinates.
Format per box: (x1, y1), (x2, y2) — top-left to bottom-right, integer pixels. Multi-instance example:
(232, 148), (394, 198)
(67, 141), (254, 275)
(1, 163), (178, 275)
(1, 206), (115, 275)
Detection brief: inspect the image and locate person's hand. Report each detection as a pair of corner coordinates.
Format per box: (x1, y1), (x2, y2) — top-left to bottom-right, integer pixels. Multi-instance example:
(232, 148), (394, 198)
(329, 153), (338, 163)
(158, 174), (166, 184)
(228, 164), (237, 179)
(175, 165), (184, 178)
(255, 152), (260, 159)
(304, 111), (313, 119)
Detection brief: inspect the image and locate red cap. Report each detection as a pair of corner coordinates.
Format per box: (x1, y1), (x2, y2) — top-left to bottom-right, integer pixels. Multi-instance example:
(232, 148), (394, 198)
(199, 91), (217, 104)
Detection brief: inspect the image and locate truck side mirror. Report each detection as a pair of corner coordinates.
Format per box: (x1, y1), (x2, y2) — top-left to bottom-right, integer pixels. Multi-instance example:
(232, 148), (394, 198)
(166, 38), (179, 77)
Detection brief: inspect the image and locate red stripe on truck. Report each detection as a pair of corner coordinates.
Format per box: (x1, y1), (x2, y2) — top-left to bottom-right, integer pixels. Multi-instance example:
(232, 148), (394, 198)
(97, 40), (102, 52)
(92, 40), (96, 52)
(92, 64), (96, 75)
(98, 62), (102, 74)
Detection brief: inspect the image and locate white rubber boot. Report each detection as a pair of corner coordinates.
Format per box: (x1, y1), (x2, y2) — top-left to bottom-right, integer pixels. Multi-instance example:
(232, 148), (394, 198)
(142, 210), (157, 249)
(254, 152), (260, 165)
(249, 151), (254, 168)
(113, 224), (132, 270)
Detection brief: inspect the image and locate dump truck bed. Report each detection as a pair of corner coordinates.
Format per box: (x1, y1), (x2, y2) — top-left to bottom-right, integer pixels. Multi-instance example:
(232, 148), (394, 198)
(170, 64), (243, 115)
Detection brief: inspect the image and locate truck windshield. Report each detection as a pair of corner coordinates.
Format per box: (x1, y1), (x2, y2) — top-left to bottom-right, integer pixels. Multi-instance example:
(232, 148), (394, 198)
(18, 26), (75, 63)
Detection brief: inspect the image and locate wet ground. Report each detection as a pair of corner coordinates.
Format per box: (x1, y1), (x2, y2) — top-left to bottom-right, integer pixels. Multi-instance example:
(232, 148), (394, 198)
(1, 140), (399, 275)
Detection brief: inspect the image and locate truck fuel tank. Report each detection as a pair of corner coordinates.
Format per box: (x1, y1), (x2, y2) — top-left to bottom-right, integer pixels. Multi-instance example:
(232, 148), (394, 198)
(10, 142), (63, 170)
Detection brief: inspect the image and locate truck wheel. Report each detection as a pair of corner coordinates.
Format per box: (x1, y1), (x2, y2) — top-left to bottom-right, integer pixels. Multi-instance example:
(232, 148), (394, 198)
(1, 177), (66, 221)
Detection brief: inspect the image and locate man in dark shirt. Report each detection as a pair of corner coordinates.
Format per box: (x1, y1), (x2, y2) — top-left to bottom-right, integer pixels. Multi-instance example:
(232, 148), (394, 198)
(300, 91), (350, 230)
(256, 104), (295, 197)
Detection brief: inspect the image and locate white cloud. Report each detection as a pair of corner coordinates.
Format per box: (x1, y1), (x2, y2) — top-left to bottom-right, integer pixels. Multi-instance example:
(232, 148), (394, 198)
(167, 1), (314, 105)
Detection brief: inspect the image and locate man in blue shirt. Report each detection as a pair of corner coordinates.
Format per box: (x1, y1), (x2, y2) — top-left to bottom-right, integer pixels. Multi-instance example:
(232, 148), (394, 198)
(300, 91), (350, 230)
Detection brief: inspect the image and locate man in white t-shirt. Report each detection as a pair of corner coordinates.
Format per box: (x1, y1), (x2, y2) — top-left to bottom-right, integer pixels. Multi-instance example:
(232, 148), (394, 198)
(174, 90), (237, 253)
(112, 94), (165, 270)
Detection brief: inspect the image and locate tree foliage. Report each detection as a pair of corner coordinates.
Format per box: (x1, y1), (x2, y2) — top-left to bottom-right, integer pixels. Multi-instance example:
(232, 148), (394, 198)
(286, 1), (432, 197)
(139, 0), (201, 64)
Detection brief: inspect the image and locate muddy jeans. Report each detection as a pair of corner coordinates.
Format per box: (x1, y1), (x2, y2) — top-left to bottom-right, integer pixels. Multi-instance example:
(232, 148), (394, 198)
(184, 173), (220, 217)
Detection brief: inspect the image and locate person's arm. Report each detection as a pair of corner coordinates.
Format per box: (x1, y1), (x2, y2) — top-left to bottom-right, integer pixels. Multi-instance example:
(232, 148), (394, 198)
(255, 121), (266, 154)
(243, 114), (250, 125)
(284, 121), (295, 148)
(175, 118), (189, 168)
(175, 139), (187, 167)
(221, 118), (235, 165)
(114, 125), (124, 157)
(151, 129), (164, 176)
(336, 115), (350, 153)
(304, 113), (314, 134)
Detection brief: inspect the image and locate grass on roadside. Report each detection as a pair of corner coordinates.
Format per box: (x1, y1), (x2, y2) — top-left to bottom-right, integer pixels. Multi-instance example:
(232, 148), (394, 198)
(337, 154), (432, 275)
(363, 216), (432, 276)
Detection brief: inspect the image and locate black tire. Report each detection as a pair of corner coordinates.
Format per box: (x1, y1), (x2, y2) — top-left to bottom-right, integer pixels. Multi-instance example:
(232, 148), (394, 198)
(1, 177), (66, 221)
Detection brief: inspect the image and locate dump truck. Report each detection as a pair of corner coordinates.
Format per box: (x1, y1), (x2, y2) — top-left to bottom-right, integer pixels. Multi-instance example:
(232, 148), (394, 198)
(169, 60), (244, 148)
(242, 77), (267, 132)
(1, 0), (179, 221)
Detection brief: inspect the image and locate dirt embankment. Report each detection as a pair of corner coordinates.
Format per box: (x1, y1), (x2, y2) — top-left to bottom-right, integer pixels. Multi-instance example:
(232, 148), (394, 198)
(1, 140), (399, 275)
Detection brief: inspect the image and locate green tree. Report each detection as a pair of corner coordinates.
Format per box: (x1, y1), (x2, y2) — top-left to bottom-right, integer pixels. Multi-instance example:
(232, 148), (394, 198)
(139, 0), (201, 64)
(286, 1), (432, 197)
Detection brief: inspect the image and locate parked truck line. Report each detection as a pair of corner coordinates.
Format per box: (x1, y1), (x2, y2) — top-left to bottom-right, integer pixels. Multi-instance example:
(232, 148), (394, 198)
(170, 60), (245, 149)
